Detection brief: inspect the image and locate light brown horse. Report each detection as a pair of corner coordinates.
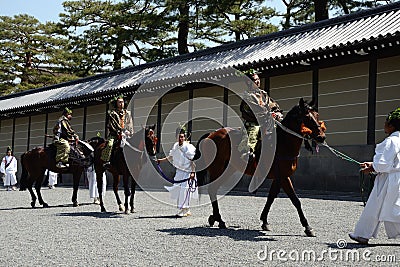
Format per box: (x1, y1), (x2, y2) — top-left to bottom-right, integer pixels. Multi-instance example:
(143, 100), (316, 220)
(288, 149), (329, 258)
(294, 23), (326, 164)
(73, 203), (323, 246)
(20, 141), (95, 208)
(91, 125), (155, 213)
(194, 98), (326, 236)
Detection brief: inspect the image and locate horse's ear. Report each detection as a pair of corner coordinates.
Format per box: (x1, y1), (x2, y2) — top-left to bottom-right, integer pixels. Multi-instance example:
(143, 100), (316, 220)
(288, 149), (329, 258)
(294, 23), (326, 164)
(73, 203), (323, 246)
(299, 98), (305, 108)
(309, 97), (315, 107)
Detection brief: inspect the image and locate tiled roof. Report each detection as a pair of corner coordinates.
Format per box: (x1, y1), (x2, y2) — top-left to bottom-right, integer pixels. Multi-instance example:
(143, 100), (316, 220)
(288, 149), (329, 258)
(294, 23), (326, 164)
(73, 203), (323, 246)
(1, 2), (400, 116)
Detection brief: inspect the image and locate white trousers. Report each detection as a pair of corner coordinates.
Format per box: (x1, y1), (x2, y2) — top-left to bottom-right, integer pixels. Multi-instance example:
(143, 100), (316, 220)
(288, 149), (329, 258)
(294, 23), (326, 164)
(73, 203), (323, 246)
(4, 172), (17, 187)
(353, 174), (400, 239)
(87, 168), (106, 199)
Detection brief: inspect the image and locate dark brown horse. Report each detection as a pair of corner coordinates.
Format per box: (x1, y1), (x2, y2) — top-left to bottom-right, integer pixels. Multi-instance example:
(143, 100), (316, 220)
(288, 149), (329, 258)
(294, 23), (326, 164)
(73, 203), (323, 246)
(194, 98), (326, 236)
(20, 141), (95, 208)
(92, 125), (156, 213)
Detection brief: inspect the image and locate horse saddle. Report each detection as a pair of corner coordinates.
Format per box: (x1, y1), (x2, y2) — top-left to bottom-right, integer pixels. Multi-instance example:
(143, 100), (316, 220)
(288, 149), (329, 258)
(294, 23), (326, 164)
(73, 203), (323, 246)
(48, 142), (93, 167)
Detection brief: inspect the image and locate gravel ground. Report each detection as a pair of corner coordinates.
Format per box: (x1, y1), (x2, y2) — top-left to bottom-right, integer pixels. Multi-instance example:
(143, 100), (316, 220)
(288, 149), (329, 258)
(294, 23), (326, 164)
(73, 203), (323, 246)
(0, 186), (399, 266)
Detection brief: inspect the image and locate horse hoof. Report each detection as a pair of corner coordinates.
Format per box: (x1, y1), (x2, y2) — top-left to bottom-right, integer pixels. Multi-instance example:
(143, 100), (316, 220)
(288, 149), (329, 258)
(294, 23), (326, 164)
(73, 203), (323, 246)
(208, 215), (215, 227)
(131, 208), (136, 213)
(119, 204), (124, 211)
(42, 203), (49, 208)
(261, 222), (271, 231)
(305, 227), (316, 237)
(31, 202), (36, 208)
(101, 207), (107, 212)
(73, 202), (79, 207)
(218, 222), (227, 229)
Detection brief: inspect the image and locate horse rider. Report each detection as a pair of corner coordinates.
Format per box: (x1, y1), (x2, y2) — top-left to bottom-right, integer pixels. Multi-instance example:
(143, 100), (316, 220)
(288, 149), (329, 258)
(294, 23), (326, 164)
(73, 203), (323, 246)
(53, 107), (79, 169)
(238, 69), (283, 160)
(101, 95), (133, 168)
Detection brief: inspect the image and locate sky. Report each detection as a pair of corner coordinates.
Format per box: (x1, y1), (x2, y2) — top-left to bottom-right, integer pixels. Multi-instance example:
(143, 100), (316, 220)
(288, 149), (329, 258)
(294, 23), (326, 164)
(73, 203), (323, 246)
(0, 0), (285, 23)
(0, 0), (66, 22)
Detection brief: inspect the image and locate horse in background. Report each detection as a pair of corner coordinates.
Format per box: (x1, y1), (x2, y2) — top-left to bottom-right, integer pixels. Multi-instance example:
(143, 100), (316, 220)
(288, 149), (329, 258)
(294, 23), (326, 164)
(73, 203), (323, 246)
(20, 140), (95, 208)
(92, 125), (156, 213)
(194, 98), (326, 236)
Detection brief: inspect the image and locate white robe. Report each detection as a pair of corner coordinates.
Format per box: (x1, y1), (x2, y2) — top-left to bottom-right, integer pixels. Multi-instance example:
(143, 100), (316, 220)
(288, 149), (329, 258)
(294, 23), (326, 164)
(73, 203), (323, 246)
(353, 131), (400, 239)
(1, 155), (17, 187)
(86, 165), (106, 199)
(164, 142), (198, 209)
(45, 170), (58, 186)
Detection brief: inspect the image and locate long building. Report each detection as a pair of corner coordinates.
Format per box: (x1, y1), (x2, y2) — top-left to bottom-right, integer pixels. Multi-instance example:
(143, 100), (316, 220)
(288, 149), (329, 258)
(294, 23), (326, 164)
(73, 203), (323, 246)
(1, 3), (400, 192)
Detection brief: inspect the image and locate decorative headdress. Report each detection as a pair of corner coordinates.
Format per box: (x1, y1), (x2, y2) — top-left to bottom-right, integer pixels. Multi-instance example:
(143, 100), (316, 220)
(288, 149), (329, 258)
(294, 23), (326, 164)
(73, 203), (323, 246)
(176, 123), (188, 137)
(63, 107), (72, 115)
(110, 94), (125, 108)
(388, 108), (400, 122)
(6, 146), (12, 153)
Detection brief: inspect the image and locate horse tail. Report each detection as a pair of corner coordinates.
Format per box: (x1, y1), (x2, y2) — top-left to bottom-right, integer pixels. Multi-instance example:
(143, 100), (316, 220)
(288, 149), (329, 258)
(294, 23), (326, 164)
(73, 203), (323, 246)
(19, 153), (29, 191)
(193, 132), (211, 187)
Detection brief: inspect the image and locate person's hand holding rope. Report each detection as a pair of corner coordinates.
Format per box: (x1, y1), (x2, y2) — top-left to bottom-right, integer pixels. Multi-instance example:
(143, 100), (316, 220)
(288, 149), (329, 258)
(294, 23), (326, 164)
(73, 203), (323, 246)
(360, 162), (374, 174)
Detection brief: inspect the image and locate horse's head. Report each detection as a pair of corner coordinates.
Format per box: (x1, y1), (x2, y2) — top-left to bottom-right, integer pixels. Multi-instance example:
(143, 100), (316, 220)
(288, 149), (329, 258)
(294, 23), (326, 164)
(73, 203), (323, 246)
(136, 124), (157, 156)
(297, 98), (326, 143)
(268, 97), (284, 122)
(87, 136), (106, 151)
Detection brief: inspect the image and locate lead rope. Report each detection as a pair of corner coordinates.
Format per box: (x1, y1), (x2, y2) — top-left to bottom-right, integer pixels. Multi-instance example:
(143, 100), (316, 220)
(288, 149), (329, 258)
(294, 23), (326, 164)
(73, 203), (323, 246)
(319, 142), (362, 165)
(276, 119), (373, 205)
(179, 179), (197, 209)
(319, 141), (377, 206)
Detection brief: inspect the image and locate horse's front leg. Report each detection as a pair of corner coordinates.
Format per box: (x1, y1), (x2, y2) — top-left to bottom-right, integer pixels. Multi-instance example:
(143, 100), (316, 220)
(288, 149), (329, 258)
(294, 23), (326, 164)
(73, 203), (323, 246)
(28, 186), (37, 208)
(96, 171), (107, 212)
(208, 182), (226, 229)
(122, 172), (131, 214)
(35, 182), (48, 208)
(113, 174), (124, 212)
(260, 178), (281, 231)
(281, 177), (315, 237)
(130, 176), (136, 213)
(71, 171), (80, 207)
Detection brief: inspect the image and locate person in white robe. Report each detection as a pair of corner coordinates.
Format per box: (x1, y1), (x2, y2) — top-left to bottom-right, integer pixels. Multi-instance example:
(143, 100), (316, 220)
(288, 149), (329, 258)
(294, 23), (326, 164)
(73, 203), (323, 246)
(158, 128), (198, 217)
(45, 170), (58, 189)
(349, 108), (400, 244)
(86, 165), (106, 204)
(0, 146), (17, 191)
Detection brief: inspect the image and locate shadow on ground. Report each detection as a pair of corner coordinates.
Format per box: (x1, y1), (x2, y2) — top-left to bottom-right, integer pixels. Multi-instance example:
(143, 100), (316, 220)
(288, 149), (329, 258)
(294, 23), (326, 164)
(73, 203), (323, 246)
(158, 226), (277, 242)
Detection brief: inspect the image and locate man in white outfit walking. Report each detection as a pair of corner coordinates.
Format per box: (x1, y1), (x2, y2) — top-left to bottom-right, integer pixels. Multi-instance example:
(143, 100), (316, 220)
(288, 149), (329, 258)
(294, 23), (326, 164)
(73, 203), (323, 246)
(350, 107), (400, 244)
(158, 127), (198, 217)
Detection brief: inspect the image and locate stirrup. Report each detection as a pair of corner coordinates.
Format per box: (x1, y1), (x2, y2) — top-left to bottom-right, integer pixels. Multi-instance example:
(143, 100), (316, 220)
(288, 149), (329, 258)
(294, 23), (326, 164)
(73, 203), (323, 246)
(103, 162), (111, 168)
(56, 162), (69, 168)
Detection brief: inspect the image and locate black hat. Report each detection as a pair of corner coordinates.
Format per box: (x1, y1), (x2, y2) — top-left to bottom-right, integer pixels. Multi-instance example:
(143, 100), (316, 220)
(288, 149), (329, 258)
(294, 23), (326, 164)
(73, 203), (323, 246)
(6, 146), (12, 153)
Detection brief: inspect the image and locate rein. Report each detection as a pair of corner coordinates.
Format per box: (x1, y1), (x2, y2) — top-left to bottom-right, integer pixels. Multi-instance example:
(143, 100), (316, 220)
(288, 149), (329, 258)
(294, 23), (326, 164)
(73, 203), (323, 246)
(156, 163), (192, 184)
(124, 139), (145, 154)
(274, 120), (310, 141)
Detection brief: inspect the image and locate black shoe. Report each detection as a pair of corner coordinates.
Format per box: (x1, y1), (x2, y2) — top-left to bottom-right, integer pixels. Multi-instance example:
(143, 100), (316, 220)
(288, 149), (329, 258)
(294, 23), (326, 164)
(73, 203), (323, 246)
(103, 162), (111, 168)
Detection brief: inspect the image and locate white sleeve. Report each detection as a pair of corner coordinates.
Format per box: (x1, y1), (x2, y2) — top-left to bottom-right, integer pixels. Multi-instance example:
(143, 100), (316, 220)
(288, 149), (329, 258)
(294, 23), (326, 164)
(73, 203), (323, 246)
(13, 157), (17, 172)
(372, 137), (398, 173)
(0, 158), (5, 174)
(185, 144), (196, 160)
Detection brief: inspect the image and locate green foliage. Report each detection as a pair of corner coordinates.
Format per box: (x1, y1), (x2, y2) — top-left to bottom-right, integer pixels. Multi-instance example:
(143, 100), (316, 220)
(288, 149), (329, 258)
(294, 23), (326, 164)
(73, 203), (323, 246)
(0, 0), (392, 96)
(0, 14), (79, 95)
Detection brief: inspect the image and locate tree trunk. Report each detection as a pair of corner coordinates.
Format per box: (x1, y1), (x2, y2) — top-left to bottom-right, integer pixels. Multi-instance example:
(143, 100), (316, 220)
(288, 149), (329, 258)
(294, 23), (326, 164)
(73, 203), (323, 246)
(234, 13), (241, 42)
(178, 1), (190, 55)
(314, 0), (329, 21)
(113, 42), (123, 70)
